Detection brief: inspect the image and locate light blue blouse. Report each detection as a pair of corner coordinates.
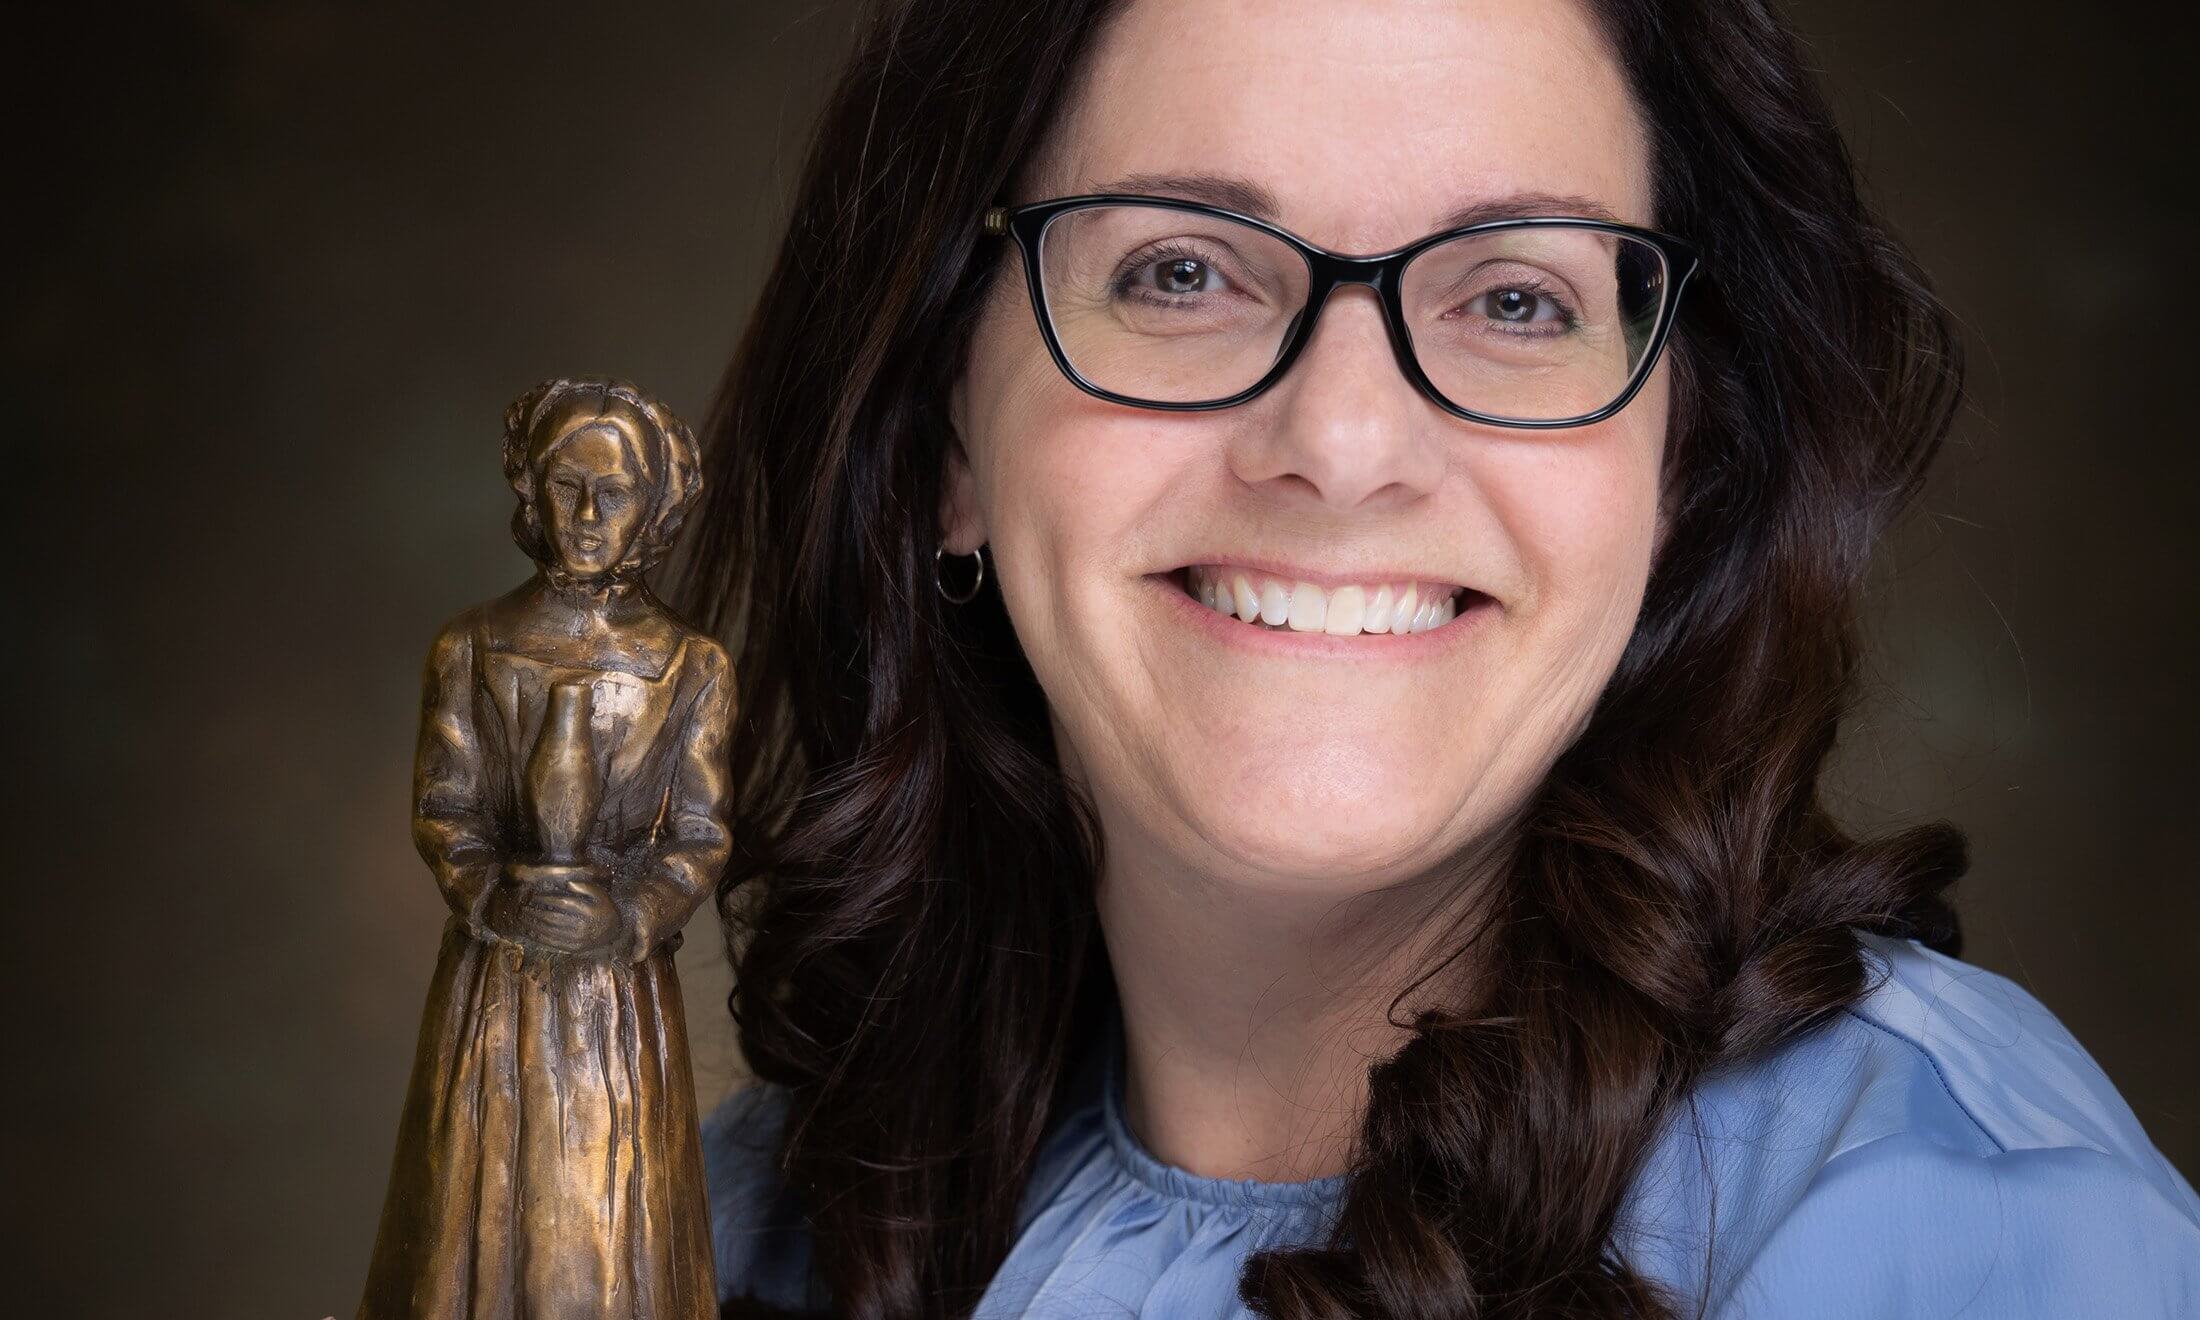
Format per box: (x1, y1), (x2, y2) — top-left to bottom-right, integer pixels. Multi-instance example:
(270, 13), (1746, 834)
(703, 933), (2200, 1316)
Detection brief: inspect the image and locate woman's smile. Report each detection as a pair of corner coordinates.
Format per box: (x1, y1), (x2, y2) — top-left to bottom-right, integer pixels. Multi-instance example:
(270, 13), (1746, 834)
(1151, 562), (1489, 657)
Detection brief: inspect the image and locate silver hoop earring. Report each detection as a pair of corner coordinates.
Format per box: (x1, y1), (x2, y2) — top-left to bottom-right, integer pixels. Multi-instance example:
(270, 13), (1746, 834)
(934, 543), (985, 605)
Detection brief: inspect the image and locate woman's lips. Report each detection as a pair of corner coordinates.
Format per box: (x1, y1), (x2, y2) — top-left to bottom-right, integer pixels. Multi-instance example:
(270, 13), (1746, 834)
(1180, 563), (1469, 636)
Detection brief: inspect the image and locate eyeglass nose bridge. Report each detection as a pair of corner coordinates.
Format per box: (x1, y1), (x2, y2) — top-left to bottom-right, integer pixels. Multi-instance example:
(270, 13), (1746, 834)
(1265, 248), (1441, 410)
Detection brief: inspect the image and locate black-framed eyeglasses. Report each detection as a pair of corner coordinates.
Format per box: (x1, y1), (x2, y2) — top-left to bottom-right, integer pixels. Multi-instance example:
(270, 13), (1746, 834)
(981, 194), (1702, 429)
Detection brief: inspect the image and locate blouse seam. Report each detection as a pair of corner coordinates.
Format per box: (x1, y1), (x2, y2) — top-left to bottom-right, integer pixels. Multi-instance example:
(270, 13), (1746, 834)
(1837, 1007), (2008, 1155)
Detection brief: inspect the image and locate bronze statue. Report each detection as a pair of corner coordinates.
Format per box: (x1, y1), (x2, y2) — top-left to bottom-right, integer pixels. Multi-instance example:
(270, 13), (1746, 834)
(359, 379), (730, 1318)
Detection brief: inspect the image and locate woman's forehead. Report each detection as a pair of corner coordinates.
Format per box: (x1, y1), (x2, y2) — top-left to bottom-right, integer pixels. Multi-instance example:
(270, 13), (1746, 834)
(1038, 0), (1650, 250)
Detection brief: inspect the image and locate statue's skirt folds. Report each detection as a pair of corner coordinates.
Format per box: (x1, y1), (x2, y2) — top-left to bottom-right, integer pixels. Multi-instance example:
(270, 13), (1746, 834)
(358, 918), (715, 1319)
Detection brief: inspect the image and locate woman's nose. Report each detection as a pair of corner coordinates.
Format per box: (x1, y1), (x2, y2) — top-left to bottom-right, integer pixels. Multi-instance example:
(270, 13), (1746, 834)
(575, 486), (599, 522)
(1226, 286), (1446, 511)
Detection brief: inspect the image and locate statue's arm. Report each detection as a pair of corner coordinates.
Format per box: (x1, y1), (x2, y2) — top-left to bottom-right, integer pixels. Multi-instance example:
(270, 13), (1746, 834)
(619, 639), (735, 962)
(411, 623), (503, 932)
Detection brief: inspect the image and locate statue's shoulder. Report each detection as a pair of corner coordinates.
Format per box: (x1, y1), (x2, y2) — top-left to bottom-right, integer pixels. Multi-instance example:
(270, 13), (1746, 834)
(423, 603), (493, 667)
(679, 627), (733, 679)
(469, 580), (550, 650)
(647, 601), (732, 678)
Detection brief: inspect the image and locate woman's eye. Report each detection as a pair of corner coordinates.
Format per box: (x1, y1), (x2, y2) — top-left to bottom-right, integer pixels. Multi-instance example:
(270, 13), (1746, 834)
(1124, 253), (1231, 299)
(1479, 287), (1557, 324)
(1154, 257), (1211, 295)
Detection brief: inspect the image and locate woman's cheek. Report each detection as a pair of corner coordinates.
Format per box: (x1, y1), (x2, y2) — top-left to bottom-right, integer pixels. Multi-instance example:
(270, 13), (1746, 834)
(1486, 414), (1663, 615)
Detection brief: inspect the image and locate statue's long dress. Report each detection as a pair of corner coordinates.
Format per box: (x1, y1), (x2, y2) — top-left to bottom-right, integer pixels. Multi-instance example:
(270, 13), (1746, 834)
(360, 606), (732, 1320)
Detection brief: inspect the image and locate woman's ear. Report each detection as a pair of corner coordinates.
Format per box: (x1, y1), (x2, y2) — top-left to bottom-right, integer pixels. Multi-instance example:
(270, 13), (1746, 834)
(939, 374), (989, 554)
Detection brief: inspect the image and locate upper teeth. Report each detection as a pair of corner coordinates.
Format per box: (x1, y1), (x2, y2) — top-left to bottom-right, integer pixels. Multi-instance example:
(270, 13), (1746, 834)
(1185, 565), (1462, 636)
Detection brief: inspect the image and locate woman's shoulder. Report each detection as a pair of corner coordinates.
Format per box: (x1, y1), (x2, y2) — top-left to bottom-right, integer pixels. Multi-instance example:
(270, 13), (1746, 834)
(1840, 932), (2191, 1172)
(1623, 933), (2200, 1317)
(699, 1081), (824, 1311)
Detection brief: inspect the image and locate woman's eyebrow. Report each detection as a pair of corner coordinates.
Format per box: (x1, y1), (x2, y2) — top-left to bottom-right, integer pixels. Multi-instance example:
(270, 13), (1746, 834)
(1434, 191), (1626, 228)
(1094, 170), (1281, 218)
(1088, 171), (1627, 230)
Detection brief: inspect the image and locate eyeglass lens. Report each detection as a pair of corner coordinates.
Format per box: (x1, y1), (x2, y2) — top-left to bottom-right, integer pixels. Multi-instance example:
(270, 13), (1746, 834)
(1034, 205), (1670, 422)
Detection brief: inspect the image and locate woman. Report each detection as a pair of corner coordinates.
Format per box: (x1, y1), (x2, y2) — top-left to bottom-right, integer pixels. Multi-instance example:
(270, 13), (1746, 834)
(679, 1), (2200, 1316)
(360, 379), (731, 1318)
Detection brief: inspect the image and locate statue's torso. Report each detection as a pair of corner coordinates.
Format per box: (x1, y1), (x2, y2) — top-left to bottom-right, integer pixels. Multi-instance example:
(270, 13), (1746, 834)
(479, 580), (685, 677)
(463, 585), (707, 861)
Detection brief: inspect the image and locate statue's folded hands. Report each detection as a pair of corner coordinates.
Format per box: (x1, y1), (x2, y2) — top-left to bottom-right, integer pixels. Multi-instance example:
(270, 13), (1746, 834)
(488, 862), (623, 955)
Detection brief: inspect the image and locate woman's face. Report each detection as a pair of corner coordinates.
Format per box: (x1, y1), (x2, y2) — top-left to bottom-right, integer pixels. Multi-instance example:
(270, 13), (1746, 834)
(947, 0), (1666, 894)
(537, 423), (647, 579)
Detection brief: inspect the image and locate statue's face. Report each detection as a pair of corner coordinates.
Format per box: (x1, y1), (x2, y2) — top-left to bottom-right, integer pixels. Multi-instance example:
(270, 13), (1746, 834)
(537, 424), (647, 579)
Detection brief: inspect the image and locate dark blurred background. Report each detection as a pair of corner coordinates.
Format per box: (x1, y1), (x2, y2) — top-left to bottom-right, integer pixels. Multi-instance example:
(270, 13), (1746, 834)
(12, 2), (2194, 1314)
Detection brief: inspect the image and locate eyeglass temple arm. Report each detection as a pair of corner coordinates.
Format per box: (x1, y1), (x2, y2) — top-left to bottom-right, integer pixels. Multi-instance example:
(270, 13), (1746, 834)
(982, 206), (1010, 236)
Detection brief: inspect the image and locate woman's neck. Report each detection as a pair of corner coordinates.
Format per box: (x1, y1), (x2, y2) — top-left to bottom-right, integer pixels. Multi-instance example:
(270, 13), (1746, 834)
(1093, 808), (1488, 1185)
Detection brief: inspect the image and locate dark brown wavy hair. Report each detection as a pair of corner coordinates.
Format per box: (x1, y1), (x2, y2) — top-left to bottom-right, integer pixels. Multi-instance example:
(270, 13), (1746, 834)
(674, 0), (1968, 1315)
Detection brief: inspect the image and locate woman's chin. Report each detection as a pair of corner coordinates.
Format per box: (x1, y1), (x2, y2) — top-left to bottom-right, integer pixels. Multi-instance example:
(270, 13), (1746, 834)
(1126, 739), (1474, 888)
(1182, 792), (1466, 891)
